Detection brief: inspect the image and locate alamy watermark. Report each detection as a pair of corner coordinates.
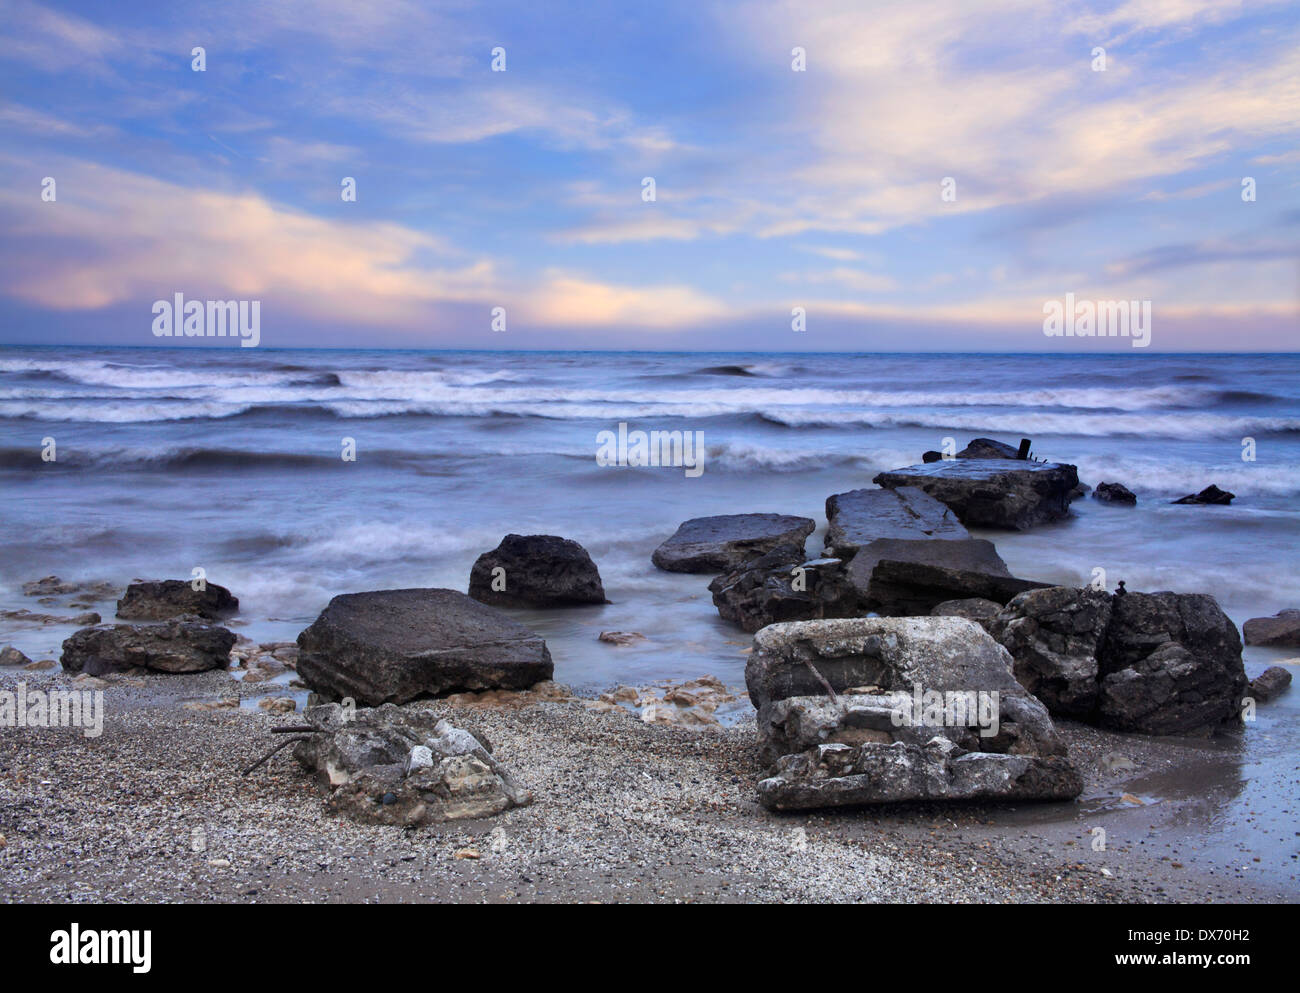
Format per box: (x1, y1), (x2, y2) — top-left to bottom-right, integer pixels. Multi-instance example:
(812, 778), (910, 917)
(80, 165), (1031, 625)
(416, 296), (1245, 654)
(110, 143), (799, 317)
(890, 683), (1000, 738)
(151, 293), (261, 347)
(596, 422), (705, 477)
(1, 683), (104, 738)
(1043, 293), (1150, 348)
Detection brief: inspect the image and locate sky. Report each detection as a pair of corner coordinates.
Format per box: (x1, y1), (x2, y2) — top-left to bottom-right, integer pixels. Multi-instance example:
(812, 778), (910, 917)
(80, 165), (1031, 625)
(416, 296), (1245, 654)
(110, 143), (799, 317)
(0, 0), (1296, 352)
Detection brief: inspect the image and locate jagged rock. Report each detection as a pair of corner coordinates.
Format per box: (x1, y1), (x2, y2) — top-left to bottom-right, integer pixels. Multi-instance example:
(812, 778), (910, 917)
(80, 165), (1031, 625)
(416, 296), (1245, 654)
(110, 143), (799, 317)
(1172, 485), (1234, 505)
(116, 580), (239, 620)
(930, 598), (1002, 633)
(293, 702), (530, 826)
(1093, 482), (1137, 505)
(1242, 609), (1300, 648)
(296, 588), (552, 706)
(824, 486), (967, 558)
(651, 513), (815, 573)
(745, 616), (1081, 809)
(60, 620), (235, 674)
(1249, 666), (1292, 702)
(991, 587), (1247, 735)
(22, 576), (78, 596)
(957, 437), (1021, 459)
(863, 556), (1049, 616)
(0, 645), (32, 667)
(468, 534), (607, 607)
(709, 551), (861, 632)
(873, 459), (1079, 530)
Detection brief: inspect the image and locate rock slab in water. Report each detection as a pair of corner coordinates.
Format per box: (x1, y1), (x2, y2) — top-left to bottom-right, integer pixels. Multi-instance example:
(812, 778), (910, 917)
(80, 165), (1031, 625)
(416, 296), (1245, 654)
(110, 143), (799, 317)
(61, 620), (235, 674)
(468, 534), (607, 607)
(709, 551), (861, 632)
(651, 513), (815, 573)
(824, 486), (968, 558)
(1249, 666), (1292, 702)
(745, 616), (1081, 809)
(873, 459), (1079, 530)
(991, 588), (1247, 735)
(1092, 482), (1137, 505)
(1171, 484), (1234, 505)
(116, 579), (239, 620)
(296, 588), (553, 706)
(1242, 609), (1300, 648)
(293, 702), (530, 825)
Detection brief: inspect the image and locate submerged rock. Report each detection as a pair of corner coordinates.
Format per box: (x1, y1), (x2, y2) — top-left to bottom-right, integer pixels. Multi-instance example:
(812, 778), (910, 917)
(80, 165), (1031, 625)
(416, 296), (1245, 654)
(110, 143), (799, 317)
(293, 702), (530, 826)
(745, 616), (1081, 809)
(116, 579), (239, 620)
(468, 534), (607, 607)
(296, 588), (553, 706)
(60, 620), (235, 674)
(1242, 609), (1300, 648)
(1092, 482), (1137, 505)
(1171, 484), (1234, 505)
(1248, 666), (1292, 703)
(873, 459), (1079, 530)
(651, 513), (815, 573)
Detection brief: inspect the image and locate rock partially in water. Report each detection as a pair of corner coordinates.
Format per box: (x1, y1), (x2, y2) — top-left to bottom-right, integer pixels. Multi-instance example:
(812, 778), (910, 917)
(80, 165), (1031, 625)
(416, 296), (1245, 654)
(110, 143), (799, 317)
(468, 534), (607, 607)
(1242, 609), (1300, 648)
(293, 702), (530, 826)
(296, 588), (553, 706)
(862, 556), (1049, 617)
(824, 485), (968, 558)
(956, 437), (1022, 460)
(1092, 481), (1137, 505)
(60, 620), (235, 674)
(1171, 484), (1234, 505)
(0, 645), (32, 667)
(116, 579), (239, 620)
(651, 513), (815, 573)
(709, 551), (861, 632)
(1248, 666), (1292, 703)
(873, 459), (1079, 531)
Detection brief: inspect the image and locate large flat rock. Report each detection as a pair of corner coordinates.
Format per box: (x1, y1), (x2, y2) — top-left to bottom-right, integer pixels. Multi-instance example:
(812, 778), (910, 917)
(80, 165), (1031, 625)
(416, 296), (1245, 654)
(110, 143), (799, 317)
(296, 589), (553, 706)
(861, 554), (1047, 616)
(873, 459), (1078, 530)
(61, 620), (235, 674)
(1242, 609), (1300, 648)
(745, 616), (1081, 809)
(651, 513), (815, 573)
(824, 486), (967, 557)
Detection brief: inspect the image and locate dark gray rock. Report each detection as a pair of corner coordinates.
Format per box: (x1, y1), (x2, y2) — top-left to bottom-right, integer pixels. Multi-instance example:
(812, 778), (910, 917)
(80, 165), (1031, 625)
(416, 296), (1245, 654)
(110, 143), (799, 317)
(863, 555), (1049, 616)
(1242, 609), (1300, 647)
(116, 579), (239, 620)
(651, 513), (815, 573)
(709, 552), (861, 632)
(0, 645), (33, 667)
(930, 598), (1002, 633)
(1172, 484), (1234, 505)
(296, 589), (553, 706)
(293, 702), (530, 826)
(1092, 481), (1136, 505)
(468, 534), (607, 607)
(873, 459), (1079, 530)
(61, 620), (235, 674)
(957, 437), (1021, 459)
(745, 617), (1081, 809)
(824, 485), (967, 558)
(1249, 666), (1292, 703)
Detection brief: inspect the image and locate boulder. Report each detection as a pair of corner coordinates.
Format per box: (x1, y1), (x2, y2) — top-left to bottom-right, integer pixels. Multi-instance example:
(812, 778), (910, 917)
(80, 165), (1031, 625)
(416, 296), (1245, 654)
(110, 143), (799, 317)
(296, 588), (553, 706)
(293, 702), (530, 826)
(824, 486), (967, 558)
(957, 437), (1021, 460)
(873, 459), (1079, 530)
(1242, 609), (1300, 648)
(651, 513), (815, 573)
(991, 587), (1247, 735)
(116, 579), (239, 620)
(863, 556), (1049, 616)
(1172, 484), (1234, 505)
(709, 551), (861, 632)
(60, 620), (235, 674)
(930, 598), (1002, 633)
(0, 645), (32, 667)
(745, 617), (1081, 809)
(1092, 482), (1137, 505)
(468, 534), (607, 607)
(1249, 666), (1292, 703)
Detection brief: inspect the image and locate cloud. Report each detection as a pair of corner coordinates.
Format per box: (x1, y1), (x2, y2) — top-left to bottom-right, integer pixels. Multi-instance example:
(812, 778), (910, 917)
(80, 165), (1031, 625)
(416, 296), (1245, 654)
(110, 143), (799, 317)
(526, 272), (734, 329)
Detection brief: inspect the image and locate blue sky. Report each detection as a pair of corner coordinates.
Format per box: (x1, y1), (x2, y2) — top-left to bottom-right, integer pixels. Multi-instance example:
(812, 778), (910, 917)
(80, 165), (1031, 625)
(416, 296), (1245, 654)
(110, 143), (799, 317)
(0, 0), (1296, 351)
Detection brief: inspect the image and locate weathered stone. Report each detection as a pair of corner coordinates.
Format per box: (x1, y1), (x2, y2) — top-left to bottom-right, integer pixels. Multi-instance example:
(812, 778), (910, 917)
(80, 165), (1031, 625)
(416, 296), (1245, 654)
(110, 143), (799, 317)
(0, 645), (32, 667)
(294, 702), (530, 826)
(468, 534), (607, 607)
(746, 617), (1081, 809)
(1092, 481), (1137, 505)
(60, 620), (235, 674)
(709, 551), (861, 632)
(1248, 666), (1292, 702)
(863, 556), (1049, 616)
(598, 630), (646, 646)
(116, 579), (239, 620)
(296, 588), (552, 706)
(1242, 609), (1300, 648)
(957, 437), (1021, 460)
(930, 598), (1002, 633)
(873, 459), (1079, 530)
(651, 513), (815, 573)
(1172, 484), (1234, 505)
(824, 486), (967, 558)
